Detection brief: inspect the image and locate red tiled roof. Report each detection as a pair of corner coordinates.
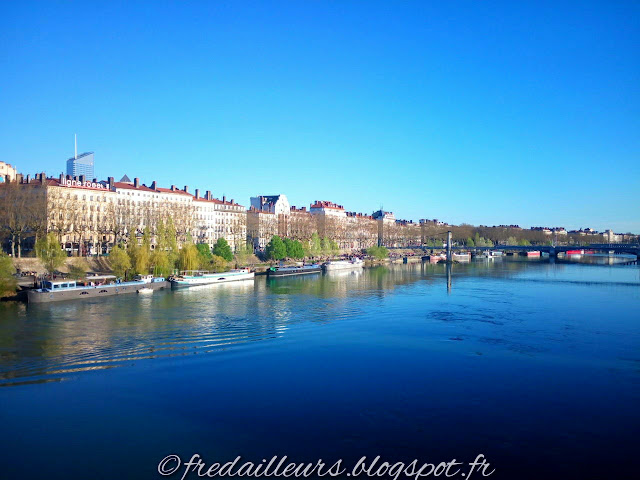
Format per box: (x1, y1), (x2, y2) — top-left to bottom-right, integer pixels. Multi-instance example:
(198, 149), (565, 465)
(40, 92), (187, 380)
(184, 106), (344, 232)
(310, 200), (344, 210)
(113, 182), (156, 192)
(193, 196), (244, 207)
(155, 187), (191, 196)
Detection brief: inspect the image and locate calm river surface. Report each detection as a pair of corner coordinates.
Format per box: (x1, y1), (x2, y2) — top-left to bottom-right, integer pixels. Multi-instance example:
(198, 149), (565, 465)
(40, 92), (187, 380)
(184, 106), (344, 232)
(1, 259), (639, 479)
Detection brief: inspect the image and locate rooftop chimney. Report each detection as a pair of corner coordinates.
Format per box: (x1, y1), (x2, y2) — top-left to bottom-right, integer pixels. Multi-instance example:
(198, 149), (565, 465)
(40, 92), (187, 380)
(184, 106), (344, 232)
(108, 177), (114, 189)
(222, 195), (226, 203)
(195, 189), (200, 199)
(134, 177), (139, 188)
(59, 173), (64, 183)
(184, 185), (188, 193)
(79, 175), (86, 183)
(26, 174), (31, 183)
(205, 190), (211, 200)
(230, 199), (234, 204)
(171, 185), (176, 191)
(151, 181), (157, 190)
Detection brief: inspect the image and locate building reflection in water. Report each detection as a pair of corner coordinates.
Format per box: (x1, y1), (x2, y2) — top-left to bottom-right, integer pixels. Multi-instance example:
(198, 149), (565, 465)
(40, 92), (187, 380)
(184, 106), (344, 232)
(0, 259), (541, 386)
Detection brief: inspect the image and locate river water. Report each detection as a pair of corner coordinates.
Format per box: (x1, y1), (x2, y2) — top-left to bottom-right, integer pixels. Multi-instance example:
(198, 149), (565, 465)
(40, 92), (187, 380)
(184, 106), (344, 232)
(0, 258), (639, 479)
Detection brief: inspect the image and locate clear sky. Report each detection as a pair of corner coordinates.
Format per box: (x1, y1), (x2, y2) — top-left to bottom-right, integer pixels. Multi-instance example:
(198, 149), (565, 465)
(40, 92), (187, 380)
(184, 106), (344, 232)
(1, 1), (638, 232)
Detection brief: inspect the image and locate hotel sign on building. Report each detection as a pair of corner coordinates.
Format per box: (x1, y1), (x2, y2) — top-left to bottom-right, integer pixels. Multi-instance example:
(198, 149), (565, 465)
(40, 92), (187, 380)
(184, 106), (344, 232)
(60, 178), (108, 190)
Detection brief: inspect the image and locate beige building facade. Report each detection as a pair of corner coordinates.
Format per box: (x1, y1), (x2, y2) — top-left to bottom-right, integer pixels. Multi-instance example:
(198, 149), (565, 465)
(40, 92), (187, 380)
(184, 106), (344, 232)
(0, 161), (18, 182)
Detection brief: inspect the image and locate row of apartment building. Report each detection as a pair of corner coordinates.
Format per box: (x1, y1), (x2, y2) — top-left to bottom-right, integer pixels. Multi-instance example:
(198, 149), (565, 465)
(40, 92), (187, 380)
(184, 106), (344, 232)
(1, 173), (435, 255)
(530, 226), (631, 242)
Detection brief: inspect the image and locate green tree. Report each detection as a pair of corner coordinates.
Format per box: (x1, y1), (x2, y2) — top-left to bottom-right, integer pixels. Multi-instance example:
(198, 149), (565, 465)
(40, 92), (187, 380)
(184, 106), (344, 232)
(320, 236), (329, 256)
(178, 243), (199, 271)
(308, 232), (322, 257)
(35, 233), (67, 275)
(288, 240), (305, 259)
(150, 248), (171, 277)
(109, 244), (131, 278)
(283, 238), (294, 257)
(367, 246), (389, 260)
(467, 237), (475, 247)
(212, 238), (233, 262)
(506, 236), (517, 246)
(142, 227), (152, 251)
(518, 238), (531, 246)
(329, 239), (339, 256)
(265, 235), (287, 260)
(196, 243), (213, 268)
(0, 253), (17, 297)
(163, 218), (179, 268)
(210, 254), (228, 272)
(474, 232), (482, 247)
(128, 240), (150, 276)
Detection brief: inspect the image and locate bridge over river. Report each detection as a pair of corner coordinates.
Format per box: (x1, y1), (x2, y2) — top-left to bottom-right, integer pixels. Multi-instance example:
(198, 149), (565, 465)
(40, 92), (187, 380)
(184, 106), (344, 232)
(389, 243), (640, 258)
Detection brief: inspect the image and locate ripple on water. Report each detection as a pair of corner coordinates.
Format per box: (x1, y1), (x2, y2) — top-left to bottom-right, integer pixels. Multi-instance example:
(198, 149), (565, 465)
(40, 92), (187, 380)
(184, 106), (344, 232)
(0, 262), (638, 386)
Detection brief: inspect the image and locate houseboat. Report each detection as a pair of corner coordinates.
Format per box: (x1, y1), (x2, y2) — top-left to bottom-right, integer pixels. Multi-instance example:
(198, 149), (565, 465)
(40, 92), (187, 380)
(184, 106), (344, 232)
(452, 252), (471, 262)
(267, 264), (322, 277)
(478, 251), (503, 260)
(526, 251), (541, 257)
(27, 276), (169, 303)
(322, 258), (364, 272)
(423, 254), (446, 264)
(170, 268), (254, 288)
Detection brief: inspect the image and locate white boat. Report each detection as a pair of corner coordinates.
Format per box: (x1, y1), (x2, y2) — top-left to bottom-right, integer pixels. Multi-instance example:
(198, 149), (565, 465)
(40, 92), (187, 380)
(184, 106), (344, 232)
(170, 268), (254, 287)
(137, 287), (153, 294)
(479, 251), (503, 260)
(452, 252), (471, 262)
(322, 258), (364, 272)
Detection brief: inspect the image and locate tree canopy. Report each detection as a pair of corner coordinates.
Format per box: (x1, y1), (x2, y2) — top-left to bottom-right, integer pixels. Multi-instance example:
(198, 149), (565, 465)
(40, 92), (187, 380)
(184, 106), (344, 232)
(150, 248), (171, 277)
(367, 246), (389, 260)
(178, 243), (199, 271)
(196, 243), (213, 268)
(212, 238), (233, 262)
(0, 253), (17, 297)
(307, 232), (322, 257)
(266, 235), (287, 260)
(284, 238), (305, 259)
(210, 254), (228, 272)
(109, 244), (131, 278)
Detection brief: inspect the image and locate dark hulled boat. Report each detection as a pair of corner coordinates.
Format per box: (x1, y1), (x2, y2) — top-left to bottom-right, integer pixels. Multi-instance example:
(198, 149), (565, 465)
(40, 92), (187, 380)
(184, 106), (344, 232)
(266, 264), (322, 277)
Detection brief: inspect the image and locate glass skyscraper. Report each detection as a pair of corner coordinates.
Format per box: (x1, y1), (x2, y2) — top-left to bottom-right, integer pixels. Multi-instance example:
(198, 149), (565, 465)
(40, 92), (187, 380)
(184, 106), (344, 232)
(66, 152), (94, 179)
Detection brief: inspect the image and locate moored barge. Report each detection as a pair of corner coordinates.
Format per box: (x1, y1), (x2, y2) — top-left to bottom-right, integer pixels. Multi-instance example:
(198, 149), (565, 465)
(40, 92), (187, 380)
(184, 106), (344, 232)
(322, 258), (364, 272)
(170, 268), (254, 287)
(27, 275), (169, 303)
(267, 264), (322, 277)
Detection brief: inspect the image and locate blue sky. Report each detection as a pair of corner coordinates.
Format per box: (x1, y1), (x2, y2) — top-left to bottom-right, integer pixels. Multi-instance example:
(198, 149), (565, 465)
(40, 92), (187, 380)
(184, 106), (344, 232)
(1, 1), (638, 232)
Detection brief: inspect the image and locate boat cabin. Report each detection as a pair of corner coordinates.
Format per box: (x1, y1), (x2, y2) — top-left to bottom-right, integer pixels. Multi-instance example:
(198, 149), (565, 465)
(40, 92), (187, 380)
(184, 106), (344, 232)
(134, 274), (154, 283)
(179, 270), (211, 277)
(40, 280), (77, 291)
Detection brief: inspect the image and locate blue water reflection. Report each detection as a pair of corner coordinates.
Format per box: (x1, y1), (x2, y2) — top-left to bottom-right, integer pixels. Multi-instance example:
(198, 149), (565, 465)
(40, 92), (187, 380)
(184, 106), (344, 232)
(0, 260), (638, 479)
